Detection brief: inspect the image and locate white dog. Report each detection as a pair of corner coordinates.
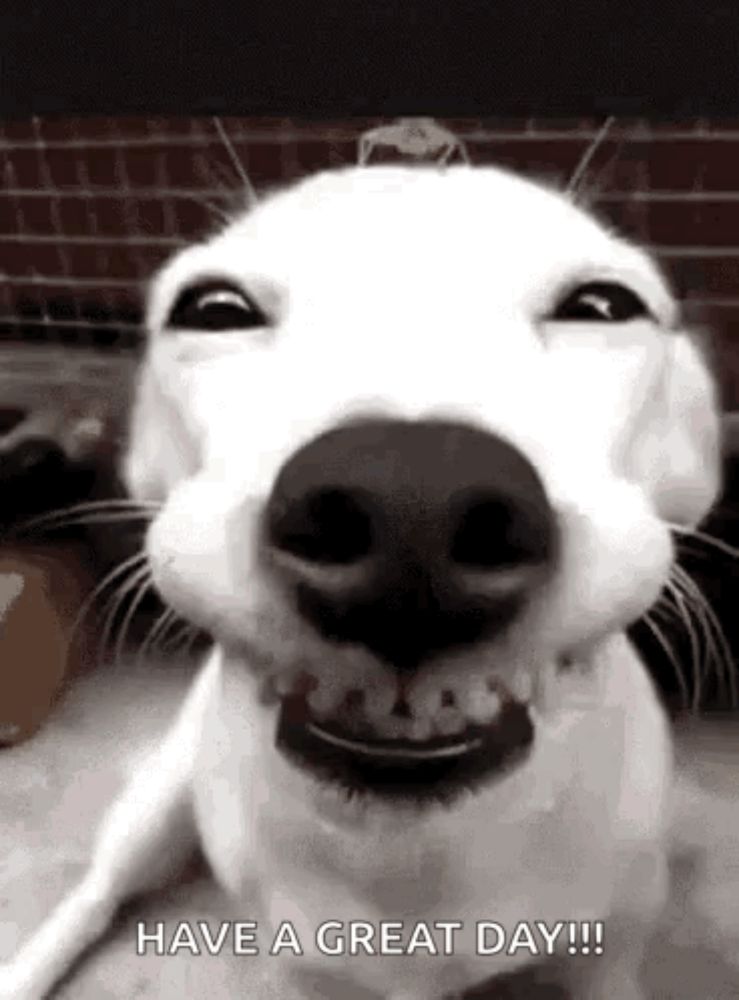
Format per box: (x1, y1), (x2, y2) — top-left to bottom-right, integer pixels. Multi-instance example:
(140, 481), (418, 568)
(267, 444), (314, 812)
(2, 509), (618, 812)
(0, 164), (721, 999)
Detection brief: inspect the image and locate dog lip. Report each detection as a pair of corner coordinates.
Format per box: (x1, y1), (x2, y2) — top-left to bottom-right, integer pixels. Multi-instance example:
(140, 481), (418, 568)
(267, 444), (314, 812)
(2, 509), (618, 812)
(304, 720), (483, 760)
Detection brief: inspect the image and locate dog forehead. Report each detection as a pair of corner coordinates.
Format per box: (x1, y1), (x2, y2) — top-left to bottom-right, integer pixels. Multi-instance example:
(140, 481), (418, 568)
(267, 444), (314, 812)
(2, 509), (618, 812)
(251, 165), (587, 223)
(234, 165), (611, 257)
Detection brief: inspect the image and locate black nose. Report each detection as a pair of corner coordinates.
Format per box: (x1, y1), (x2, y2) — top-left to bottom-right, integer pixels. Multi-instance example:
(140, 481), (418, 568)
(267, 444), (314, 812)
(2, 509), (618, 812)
(264, 419), (557, 672)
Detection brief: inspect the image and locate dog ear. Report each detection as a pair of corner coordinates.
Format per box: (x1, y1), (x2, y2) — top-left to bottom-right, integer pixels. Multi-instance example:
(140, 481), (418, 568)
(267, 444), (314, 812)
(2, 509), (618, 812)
(632, 332), (722, 528)
(123, 358), (199, 503)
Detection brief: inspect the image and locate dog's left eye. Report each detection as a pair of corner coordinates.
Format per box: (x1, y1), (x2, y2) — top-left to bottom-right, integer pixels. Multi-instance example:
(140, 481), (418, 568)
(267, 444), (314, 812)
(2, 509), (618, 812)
(167, 282), (267, 331)
(551, 282), (650, 322)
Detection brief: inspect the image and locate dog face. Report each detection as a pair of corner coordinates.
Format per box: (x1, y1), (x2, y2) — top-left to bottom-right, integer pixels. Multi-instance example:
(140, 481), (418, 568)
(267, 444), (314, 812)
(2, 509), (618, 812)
(125, 166), (720, 807)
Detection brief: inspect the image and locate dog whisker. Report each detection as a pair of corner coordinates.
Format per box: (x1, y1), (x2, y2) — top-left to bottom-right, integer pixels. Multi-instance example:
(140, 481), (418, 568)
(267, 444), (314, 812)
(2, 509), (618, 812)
(211, 116), (258, 209)
(17, 498), (160, 537)
(565, 115), (616, 198)
(67, 550), (149, 650)
(97, 562), (153, 667)
(134, 607), (181, 667)
(648, 557), (736, 711)
(41, 511), (156, 531)
(159, 621), (201, 657)
(650, 594), (695, 709)
(671, 522), (739, 561)
(672, 564), (737, 708)
(663, 571), (711, 703)
(150, 614), (197, 659)
(641, 610), (691, 709)
(664, 574), (705, 712)
(112, 571), (156, 667)
(674, 540), (719, 565)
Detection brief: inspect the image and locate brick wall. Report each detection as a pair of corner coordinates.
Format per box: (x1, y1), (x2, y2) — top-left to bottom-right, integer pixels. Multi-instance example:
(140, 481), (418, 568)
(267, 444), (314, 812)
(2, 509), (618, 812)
(2, 116), (739, 406)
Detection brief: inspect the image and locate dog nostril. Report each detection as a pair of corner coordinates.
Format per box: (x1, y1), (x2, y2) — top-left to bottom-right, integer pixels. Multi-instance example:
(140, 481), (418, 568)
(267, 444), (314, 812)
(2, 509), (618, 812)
(268, 488), (374, 565)
(450, 497), (551, 569)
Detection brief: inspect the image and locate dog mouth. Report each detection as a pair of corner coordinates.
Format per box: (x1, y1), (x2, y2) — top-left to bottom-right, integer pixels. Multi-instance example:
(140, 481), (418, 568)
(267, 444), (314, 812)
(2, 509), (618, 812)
(274, 678), (535, 803)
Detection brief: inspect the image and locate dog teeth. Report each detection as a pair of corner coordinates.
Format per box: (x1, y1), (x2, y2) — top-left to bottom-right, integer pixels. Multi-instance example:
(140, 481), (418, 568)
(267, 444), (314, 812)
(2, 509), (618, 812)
(465, 688), (502, 725)
(508, 672), (533, 703)
(364, 685), (398, 722)
(408, 685), (443, 720)
(273, 669), (306, 695)
(307, 684), (342, 718)
(456, 679), (499, 725)
(288, 671), (536, 744)
(435, 706), (467, 737)
(372, 714), (413, 740)
(263, 668), (306, 703)
(272, 673), (292, 695)
(409, 715), (433, 741)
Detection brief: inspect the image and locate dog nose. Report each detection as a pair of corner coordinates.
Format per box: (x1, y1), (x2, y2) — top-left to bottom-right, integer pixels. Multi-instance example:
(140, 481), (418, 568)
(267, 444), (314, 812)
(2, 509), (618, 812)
(264, 419), (557, 671)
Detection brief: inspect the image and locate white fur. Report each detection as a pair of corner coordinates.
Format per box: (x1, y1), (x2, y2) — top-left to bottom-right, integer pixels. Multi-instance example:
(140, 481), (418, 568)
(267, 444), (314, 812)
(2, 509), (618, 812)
(0, 165), (721, 999)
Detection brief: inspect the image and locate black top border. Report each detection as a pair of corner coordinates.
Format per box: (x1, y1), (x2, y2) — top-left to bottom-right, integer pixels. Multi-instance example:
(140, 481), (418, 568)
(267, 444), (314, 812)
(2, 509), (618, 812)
(3, 2), (739, 119)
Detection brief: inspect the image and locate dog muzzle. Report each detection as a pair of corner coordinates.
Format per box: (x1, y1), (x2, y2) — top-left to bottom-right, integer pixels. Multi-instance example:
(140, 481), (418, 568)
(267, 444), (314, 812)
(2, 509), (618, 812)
(261, 418), (556, 802)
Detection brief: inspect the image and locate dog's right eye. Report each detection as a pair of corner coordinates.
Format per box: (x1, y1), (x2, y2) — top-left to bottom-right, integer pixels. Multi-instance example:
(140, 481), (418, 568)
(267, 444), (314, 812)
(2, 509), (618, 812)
(550, 281), (651, 323)
(167, 282), (267, 331)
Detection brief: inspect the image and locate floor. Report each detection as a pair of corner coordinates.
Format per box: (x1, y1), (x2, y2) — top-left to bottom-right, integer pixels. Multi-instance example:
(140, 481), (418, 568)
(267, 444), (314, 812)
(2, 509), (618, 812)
(2, 657), (739, 999)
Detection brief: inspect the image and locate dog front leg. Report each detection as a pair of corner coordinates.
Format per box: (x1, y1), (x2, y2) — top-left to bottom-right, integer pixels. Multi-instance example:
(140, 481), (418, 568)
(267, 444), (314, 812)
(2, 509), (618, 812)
(0, 662), (216, 1000)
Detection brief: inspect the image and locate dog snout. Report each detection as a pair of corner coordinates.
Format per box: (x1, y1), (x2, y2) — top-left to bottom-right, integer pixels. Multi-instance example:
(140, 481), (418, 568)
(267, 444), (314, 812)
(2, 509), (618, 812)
(264, 419), (557, 671)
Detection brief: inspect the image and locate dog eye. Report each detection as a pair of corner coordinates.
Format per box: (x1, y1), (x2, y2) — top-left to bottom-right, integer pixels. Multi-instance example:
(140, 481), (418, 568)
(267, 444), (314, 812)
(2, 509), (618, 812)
(551, 282), (650, 322)
(167, 282), (267, 331)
